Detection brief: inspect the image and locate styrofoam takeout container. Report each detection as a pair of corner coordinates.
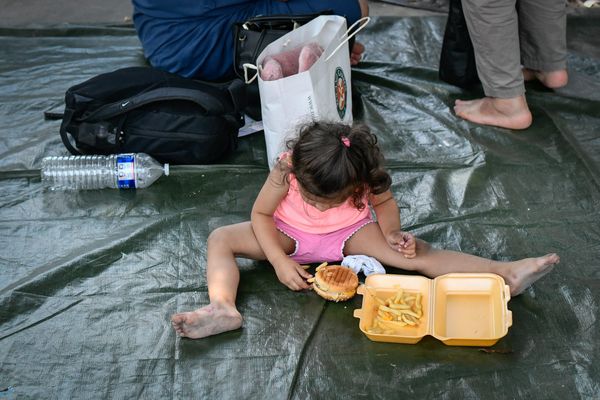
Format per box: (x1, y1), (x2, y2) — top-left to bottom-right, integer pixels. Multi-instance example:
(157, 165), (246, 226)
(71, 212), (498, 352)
(353, 273), (512, 346)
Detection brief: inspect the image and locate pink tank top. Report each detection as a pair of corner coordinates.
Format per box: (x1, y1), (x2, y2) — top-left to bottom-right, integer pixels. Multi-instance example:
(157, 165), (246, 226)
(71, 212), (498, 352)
(273, 173), (371, 234)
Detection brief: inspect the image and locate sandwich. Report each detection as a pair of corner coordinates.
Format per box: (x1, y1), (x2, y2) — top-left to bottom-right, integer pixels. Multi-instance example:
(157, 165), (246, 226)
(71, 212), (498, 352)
(309, 263), (359, 302)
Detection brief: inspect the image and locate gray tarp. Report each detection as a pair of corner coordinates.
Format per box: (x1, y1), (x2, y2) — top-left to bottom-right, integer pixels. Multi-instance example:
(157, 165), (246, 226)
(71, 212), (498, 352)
(1, 15), (599, 399)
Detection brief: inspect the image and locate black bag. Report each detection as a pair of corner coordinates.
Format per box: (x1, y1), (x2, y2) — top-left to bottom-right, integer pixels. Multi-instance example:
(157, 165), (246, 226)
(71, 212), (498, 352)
(233, 11), (340, 120)
(56, 67), (245, 164)
(439, 0), (480, 89)
(232, 12), (332, 81)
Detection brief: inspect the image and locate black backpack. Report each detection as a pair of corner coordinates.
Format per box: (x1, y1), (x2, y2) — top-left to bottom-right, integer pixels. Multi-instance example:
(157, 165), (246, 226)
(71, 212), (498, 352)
(56, 67), (245, 164)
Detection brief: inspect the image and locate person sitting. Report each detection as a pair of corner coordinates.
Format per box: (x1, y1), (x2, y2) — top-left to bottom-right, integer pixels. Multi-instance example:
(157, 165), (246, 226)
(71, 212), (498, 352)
(171, 121), (559, 339)
(132, 0), (369, 81)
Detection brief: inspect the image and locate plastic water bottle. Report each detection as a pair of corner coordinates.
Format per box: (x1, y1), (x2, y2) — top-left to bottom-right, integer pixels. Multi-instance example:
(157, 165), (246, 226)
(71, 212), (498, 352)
(41, 153), (169, 190)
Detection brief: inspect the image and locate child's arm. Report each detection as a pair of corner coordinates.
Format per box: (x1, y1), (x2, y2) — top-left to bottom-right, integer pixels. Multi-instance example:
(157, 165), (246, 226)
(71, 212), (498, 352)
(251, 161), (312, 290)
(370, 190), (416, 258)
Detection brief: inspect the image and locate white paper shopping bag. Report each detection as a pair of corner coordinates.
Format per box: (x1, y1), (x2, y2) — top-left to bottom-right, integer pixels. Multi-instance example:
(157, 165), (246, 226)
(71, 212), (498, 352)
(244, 15), (369, 169)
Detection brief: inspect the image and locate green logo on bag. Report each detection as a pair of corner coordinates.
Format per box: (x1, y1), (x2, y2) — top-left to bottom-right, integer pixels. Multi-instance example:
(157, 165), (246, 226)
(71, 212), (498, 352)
(334, 67), (347, 119)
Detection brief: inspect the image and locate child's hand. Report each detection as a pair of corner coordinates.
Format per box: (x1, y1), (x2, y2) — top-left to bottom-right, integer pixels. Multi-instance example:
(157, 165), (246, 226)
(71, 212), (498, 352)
(387, 230), (417, 259)
(273, 258), (313, 291)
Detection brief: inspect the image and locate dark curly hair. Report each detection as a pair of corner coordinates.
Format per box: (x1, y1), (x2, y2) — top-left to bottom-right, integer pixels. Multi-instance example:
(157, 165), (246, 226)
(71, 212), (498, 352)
(280, 122), (391, 210)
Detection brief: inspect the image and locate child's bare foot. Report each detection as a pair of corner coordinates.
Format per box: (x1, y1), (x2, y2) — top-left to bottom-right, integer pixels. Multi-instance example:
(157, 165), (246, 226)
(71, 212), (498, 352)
(454, 95), (533, 130)
(171, 303), (242, 339)
(502, 253), (560, 296)
(523, 68), (568, 89)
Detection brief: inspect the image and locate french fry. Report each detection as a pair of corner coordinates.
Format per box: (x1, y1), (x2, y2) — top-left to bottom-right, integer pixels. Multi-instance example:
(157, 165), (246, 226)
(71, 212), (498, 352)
(315, 262), (328, 272)
(377, 310), (393, 321)
(378, 319), (408, 329)
(393, 289), (404, 304)
(374, 297), (386, 306)
(365, 286), (386, 306)
(378, 305), (397, 314)
(399, 309), (420, 318)
(366, 286), (424, 334)
(388, 303), (411, 310)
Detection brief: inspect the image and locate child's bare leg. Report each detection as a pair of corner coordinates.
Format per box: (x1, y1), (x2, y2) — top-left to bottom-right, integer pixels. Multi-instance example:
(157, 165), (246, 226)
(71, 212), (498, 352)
(345, 224), (559, 296)
(171, 222), (294, 339)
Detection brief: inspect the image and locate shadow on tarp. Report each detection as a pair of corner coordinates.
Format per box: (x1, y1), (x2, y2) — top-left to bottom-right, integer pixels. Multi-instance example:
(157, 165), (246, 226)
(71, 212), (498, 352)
(0, 15), (599, 400)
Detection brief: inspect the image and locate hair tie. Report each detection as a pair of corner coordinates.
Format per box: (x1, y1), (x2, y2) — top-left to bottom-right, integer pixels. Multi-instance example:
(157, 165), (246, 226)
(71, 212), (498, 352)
(341, 136), (351, 148)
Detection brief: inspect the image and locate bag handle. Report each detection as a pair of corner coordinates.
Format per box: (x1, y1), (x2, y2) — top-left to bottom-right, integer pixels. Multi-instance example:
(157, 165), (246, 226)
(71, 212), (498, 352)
(84, 87), (227, 122)
(242, 16), (371, 84)
(325, 16), (370, 62)
(243, 63), (260, 85)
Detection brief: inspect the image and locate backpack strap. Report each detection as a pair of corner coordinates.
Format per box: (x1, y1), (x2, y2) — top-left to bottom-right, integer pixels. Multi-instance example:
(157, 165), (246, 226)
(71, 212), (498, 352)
(83, 87), (228, 122)
(59, 108), (83, 155)
(226, 79), (246, 114)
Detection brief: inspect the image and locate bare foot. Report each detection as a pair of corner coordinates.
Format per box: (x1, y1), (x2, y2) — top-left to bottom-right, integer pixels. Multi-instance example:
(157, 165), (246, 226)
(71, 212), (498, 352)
(454, 95), (533, 130)
(171, 303), (242, 339)
(351, 42), (365, 66)
(502, 253), (560, 296)
(523, 68), (568, 89)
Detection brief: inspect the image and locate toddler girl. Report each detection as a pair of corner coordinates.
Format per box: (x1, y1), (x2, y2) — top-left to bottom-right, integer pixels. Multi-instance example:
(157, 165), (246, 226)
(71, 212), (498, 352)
(172, 122), (559, 339)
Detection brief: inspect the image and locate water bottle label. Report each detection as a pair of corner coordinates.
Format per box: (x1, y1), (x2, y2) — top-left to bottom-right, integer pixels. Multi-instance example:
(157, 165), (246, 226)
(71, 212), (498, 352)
(117, 154), (136, 189)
